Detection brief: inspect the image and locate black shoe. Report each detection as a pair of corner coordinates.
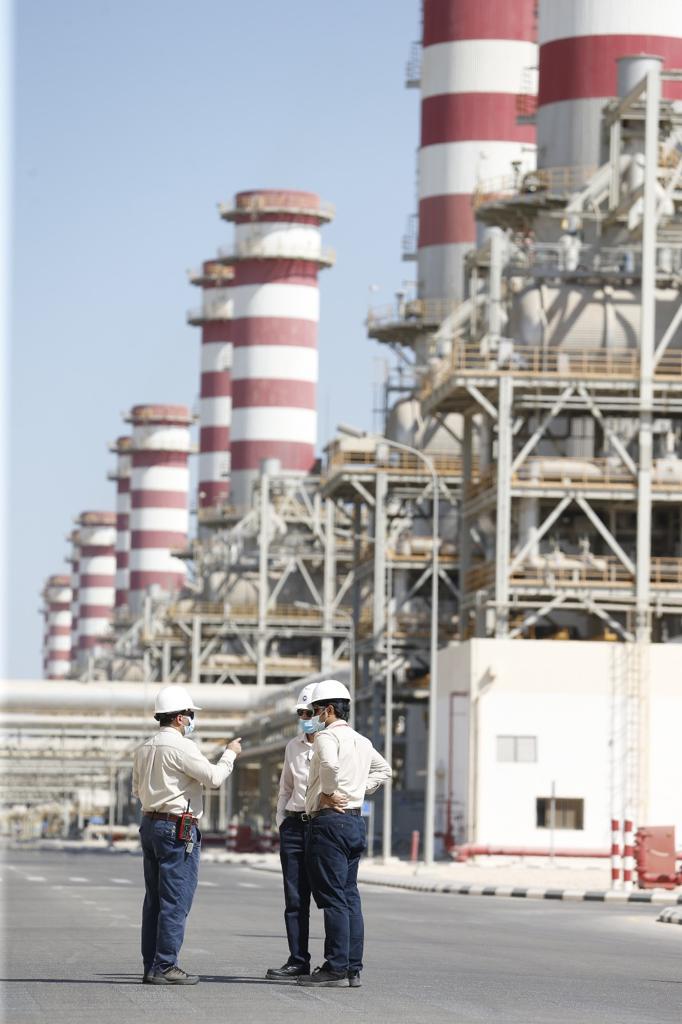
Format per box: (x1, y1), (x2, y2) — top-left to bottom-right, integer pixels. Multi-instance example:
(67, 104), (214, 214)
(266, 962), (311, 979)
(297, 965), (348, 987)
(348, 970), (362, 988)
(142, 971), (153, 984)
(149, 965), (199, 986)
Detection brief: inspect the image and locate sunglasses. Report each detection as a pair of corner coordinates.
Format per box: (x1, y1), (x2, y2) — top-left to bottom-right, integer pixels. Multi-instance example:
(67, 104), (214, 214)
(297, 709), (314, 719)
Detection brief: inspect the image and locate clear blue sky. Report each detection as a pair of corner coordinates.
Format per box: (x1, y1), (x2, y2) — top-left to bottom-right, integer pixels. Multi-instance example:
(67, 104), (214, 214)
(8, 0), (419, 677)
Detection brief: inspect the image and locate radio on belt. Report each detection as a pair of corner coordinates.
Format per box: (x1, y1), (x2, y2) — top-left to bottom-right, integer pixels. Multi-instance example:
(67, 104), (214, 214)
(177, 800), (194, 852)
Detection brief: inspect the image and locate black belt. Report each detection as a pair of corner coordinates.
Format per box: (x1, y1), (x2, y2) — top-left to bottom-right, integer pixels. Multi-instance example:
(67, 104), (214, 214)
(284, 810), (305, 820)
(304, 807), (363, 821)
(144, 811), (198, 825)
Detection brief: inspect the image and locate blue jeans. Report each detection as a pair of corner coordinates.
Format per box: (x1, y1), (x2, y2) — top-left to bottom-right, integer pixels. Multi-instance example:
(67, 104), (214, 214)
(305, 812), (366, 974)
(139, 816), (201, 974)
(279, 816), (312, 964)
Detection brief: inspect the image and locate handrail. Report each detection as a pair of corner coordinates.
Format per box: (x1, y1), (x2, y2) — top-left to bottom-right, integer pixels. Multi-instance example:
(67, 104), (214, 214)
(219, 194), (335, 221)
(324, 447), (463, 477)
(217, 241), (335, 265)
(367, 297), (461, 328)
(420, 344), (682, 400)
(464, 556), (682, 592)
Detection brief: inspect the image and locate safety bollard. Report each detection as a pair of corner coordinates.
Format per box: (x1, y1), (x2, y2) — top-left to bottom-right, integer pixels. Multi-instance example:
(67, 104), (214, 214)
(410, 830), (420, 864)
(226, 819), (238, 852)
(622, 819), (635, 891)
(610, 818), (622, 889)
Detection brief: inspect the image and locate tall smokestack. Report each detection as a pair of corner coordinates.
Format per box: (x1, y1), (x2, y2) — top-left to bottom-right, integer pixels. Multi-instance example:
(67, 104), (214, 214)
(417, 0), (537, 300)
(538, 0), (682, 172)
(109, 436), (132, 614)
(188, 260), (233, 516)
(41, 574), (72, 679)
(67, 527), (80, 675)
(127, 404), (191, 615)
(75, 511), (116, 671)
(220, 190), (334, 509)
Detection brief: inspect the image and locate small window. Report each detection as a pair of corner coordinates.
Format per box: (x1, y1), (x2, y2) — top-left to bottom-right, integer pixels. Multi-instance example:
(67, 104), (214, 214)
(496, 735), (537, 762)
(536, 797), (584, 830)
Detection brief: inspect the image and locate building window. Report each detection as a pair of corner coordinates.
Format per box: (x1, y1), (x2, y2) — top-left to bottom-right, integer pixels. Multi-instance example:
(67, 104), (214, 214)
(496, 735), (537, 762)
(536, 797), (584, 830)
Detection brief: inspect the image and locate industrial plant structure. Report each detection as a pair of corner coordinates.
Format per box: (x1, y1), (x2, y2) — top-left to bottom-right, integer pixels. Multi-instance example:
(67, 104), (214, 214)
(8, 0), (682, 867)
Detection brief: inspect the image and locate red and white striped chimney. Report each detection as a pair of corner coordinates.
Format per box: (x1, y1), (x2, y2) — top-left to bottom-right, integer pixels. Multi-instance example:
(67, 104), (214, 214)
(538, 0), (682, 172)
(418, 0), (537, 300)
(41, 574), (72, 679)
(220, 190), (334, 509)
(67, 527), (80, 675)
(109, 436), (132, 614)
(127, 404), (191, 615)
(75, 511), (116, 670)
(188, 260), (233, 515)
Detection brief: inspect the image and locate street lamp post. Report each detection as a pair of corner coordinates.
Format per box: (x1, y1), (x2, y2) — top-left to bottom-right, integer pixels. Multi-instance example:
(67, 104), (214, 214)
(338, 425), (440, 866)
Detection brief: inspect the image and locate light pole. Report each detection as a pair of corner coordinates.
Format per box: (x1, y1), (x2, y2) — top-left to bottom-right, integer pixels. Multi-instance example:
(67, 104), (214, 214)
(338, 425), (440, 866)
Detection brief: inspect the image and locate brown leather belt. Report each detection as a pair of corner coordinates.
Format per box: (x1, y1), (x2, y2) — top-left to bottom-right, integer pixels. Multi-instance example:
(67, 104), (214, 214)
(143, 811), (198, 824)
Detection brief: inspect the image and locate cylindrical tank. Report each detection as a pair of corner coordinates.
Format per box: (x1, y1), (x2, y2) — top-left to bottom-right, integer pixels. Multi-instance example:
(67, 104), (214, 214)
(190, 260), (233, 513)
(75, 511), (116, 670)
(108, 436), (132, 613)
(537, 0), (682, 172)
(417, 0), (537, 301)
(509, 283), (682, 351)
(223, 190), (333, 509)
(127, 404), (191, 615)
(41, 575), (72, 680)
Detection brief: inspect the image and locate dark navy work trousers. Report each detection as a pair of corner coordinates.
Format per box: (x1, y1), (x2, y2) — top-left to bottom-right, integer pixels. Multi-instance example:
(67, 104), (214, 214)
(305, 811), (367, 974)
(279, 815), (312, 964)
(139, 816), (200, 974)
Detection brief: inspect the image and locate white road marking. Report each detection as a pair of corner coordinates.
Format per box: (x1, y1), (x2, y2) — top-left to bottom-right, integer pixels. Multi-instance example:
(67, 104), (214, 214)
(69, 876), (89, 883)
(110, 878), (132, 885)
(25, 876), (46, 882)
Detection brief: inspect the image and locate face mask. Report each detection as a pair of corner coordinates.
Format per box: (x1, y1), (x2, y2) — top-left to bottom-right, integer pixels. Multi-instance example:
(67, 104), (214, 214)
(309, 710), (329, 732)
(183, 716), (195, 736)
(299, 717), (320, 735)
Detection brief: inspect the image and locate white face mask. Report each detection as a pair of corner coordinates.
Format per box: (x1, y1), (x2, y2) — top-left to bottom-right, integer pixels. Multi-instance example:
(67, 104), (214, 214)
(183, 716), (195, 736)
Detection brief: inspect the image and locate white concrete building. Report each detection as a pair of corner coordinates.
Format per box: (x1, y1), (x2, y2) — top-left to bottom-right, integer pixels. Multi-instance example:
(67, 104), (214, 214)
(436, 640), (682, 855)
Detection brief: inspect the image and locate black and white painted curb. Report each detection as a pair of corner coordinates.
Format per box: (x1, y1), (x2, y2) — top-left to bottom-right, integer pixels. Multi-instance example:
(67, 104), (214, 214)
(346, 876), (682, 904)
(240, 860), (682, 905)
(657, 906), (682, 924)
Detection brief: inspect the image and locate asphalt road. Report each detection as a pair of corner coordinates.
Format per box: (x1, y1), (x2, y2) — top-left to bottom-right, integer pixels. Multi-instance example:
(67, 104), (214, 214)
(1, 847), (680, 1024)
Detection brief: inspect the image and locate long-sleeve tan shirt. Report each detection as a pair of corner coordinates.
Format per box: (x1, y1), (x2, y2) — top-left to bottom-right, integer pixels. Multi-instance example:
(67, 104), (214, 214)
(132, 727), (236, 819)
(305, 721), (392, 815)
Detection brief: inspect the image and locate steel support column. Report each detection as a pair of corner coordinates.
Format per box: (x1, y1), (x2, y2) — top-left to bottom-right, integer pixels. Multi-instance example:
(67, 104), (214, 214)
(636, 63), (661, 643)
(495, 376), (513, 637)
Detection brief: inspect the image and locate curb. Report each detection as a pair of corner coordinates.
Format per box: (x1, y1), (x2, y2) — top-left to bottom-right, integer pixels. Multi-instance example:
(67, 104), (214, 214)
(657, 906), (682, 924)
(241, 861), (682, 905)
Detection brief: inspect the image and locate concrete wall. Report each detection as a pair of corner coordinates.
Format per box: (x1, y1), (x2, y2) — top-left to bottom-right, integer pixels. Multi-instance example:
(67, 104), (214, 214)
(436, 640), (682, 851)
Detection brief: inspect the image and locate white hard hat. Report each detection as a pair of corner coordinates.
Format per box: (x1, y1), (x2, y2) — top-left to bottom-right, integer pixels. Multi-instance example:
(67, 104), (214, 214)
(295, 682), (318, 711)
(154, 684), (203, 716)
(310, 679), (352, 704)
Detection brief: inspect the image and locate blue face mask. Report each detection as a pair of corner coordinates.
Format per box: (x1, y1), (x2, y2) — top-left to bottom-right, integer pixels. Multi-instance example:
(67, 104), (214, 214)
(299, 715), (323, 734)
(183, 716), (195, 736)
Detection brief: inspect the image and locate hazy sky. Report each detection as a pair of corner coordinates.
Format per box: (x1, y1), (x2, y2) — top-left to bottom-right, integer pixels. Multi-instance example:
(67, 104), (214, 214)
(9, 1), (419, 677)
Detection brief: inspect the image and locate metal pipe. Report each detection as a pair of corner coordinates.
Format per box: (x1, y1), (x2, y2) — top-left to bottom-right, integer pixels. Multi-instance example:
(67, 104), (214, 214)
(450, 845), (612, 861)
(0, 679), (288, 713)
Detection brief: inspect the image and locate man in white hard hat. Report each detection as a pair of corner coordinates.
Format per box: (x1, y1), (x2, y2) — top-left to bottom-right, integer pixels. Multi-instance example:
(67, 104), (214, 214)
(266, 682), (346, 980)
(297, 679), (391, 989)
(132, 683), (242, 986)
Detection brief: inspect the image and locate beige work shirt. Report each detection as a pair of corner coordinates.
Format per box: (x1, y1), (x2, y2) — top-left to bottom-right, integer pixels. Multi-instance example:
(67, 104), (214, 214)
(305, 721), (392, 815)
(132, 727), (236, 820)
(276, 732), (316, 827)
